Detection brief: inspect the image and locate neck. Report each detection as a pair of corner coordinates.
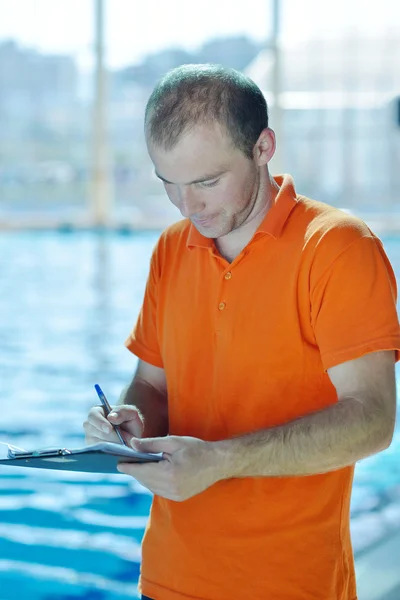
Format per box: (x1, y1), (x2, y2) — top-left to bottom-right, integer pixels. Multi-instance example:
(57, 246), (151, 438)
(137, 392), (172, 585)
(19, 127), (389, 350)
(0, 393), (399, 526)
(215, 173), (279, 262)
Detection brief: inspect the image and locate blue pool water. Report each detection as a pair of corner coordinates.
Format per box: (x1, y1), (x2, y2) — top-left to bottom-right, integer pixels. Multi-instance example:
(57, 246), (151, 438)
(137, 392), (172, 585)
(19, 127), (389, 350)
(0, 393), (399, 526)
(0, 230), (400, 599)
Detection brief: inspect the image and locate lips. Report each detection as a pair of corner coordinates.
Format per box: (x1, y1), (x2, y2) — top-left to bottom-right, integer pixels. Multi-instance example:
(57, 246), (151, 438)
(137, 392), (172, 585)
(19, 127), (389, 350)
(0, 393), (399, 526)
(194, 216), (214, 226)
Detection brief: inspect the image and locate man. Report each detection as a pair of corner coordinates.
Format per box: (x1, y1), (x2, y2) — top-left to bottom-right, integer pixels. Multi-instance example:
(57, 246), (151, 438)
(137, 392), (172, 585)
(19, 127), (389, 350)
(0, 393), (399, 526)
(84, 64), (400, 600)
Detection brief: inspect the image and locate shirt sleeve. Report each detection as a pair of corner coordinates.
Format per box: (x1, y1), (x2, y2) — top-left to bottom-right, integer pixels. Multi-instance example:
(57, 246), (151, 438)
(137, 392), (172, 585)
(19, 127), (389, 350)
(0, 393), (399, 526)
(124, 243), (164, 368)
(310, 234), (400, 371)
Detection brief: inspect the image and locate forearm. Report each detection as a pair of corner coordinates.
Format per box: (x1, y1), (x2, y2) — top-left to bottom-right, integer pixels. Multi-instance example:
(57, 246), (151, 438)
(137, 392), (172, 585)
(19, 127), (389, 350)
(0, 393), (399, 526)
(119, 378), (168, 437)
(214, 395), (393, 479)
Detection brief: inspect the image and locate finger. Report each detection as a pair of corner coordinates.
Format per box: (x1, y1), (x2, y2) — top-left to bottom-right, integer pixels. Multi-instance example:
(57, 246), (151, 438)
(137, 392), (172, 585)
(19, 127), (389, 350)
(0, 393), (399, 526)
(117, 462), (164, 484)
(108, 411), (144, 439)
(124, 420), (144, 439)
(117, 461), (165, 474)
(107, 406), (143, 425)
(84, 417), (113, 436)
(130, 436), (179, 454)
(85, 431), (122, 445)
(86, 406), (113, 434)
(83, 420), (121, 444)
(117, 463), (177, 500)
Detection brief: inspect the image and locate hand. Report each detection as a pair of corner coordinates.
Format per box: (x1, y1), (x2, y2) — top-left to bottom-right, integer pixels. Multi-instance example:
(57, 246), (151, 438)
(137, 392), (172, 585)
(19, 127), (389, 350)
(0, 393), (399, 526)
(83, 405), (144, 445)
(117, 435), (225, 501)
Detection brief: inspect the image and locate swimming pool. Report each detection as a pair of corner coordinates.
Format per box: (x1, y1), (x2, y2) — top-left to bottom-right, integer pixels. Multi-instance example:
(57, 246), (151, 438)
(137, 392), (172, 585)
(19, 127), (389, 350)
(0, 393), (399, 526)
(0, 230), (399, 599)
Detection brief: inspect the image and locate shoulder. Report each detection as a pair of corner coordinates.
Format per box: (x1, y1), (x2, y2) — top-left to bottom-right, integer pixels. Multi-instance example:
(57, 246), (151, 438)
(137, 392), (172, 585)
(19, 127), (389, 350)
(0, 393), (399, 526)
(291, 196), (380, 263)
(151, 218), (191, 269)
(160, 218), (192, 243)
(156, 218), (191, 253)
(297, 196), (373, 247)
(289, 195), (387, 284)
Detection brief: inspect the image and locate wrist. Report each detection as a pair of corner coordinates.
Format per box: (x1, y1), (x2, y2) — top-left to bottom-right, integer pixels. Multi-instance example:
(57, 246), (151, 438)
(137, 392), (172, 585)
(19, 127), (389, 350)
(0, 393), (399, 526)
(208, 438), (240, 481)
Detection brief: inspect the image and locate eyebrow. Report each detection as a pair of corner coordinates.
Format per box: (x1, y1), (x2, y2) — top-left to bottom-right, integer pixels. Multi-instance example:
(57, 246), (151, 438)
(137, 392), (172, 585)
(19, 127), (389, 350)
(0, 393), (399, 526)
(155, 170), (226, 185)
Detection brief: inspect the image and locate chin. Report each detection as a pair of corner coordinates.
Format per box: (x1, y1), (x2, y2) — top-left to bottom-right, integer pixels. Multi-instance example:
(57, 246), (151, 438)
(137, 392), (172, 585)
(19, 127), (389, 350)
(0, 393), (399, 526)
(192, 223), (215, 237)
(197, 223), (231, 240)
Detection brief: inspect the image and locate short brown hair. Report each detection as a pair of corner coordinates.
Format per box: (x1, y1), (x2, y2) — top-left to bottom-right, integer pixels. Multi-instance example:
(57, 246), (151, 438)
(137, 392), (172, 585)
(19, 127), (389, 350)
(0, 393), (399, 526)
(145, 64), (269, 159)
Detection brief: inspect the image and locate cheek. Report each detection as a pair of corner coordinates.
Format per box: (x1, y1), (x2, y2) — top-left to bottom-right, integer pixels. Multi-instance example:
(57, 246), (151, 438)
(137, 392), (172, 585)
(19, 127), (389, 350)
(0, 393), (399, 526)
(230, 176), (256, 208)
(212, 180), (237, 207)
(217, 182), (248, 213)
(164, 184), (179, 206)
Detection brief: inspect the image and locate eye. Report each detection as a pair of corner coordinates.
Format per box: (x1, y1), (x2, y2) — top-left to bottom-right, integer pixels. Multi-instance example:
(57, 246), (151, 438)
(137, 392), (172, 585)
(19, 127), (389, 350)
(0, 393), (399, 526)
(200, 178), (220, 188)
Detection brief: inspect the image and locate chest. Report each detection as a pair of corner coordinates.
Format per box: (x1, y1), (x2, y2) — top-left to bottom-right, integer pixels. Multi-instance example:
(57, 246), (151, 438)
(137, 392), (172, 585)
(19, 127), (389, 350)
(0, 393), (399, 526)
(157, 242), (315, 369)
(155, 243), (335, 438)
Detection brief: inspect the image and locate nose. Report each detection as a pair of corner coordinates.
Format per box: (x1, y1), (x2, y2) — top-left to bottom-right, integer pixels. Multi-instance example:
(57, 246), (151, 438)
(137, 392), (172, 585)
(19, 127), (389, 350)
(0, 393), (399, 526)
(179, 187), (205, 218)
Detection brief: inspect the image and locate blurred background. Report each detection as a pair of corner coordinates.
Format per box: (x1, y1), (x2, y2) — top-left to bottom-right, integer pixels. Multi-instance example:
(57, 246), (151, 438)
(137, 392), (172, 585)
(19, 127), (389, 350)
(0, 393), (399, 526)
(0, 0), (399, 599)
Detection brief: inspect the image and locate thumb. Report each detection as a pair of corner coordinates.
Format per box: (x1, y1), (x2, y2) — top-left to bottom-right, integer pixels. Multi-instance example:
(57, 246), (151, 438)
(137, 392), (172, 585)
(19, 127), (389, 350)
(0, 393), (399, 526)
(130, 435), (181, 454)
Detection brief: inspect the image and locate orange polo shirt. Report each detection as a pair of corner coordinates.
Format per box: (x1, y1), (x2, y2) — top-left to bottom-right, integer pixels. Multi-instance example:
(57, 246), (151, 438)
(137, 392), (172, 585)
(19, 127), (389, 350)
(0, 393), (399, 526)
(125, 174), (400, 600)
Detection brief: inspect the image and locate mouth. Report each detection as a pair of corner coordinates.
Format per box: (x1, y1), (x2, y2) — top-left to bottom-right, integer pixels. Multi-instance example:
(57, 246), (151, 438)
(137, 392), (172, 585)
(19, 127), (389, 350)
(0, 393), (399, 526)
(193, 215), (215, 227)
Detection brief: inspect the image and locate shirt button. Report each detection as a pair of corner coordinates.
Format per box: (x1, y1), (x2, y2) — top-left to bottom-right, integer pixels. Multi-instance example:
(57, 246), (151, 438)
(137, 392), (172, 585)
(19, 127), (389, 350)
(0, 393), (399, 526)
(224, 272), (232, 280)
(218, 302), (226, 311)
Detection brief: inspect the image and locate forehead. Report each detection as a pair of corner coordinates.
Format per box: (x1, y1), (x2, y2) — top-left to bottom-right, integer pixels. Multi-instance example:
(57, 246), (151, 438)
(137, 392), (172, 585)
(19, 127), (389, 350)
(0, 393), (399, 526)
(147, 123), (240, 183)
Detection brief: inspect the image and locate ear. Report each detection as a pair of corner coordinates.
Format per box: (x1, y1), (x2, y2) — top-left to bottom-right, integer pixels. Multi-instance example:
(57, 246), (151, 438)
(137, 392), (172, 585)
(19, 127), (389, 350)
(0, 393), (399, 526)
(253, 128), (276, 166)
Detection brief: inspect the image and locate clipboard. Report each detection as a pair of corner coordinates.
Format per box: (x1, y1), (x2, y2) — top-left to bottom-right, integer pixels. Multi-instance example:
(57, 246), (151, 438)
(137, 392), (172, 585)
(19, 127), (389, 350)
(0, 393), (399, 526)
(0, 442), (163, 474)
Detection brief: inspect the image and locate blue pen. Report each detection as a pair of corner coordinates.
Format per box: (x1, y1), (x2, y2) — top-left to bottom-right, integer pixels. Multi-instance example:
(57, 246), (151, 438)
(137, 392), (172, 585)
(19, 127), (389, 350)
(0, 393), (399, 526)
(94, 384), (127, 446)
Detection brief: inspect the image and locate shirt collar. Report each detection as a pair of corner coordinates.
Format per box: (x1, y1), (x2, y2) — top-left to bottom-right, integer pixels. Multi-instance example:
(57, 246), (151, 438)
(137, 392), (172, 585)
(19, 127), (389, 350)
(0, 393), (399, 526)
(255, 174), (298, 239)
(186, 174), (298, 249)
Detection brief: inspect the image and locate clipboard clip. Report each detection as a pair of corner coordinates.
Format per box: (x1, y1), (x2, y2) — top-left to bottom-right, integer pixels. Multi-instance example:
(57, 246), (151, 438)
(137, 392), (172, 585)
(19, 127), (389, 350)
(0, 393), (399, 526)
(9, 447), (72, 459)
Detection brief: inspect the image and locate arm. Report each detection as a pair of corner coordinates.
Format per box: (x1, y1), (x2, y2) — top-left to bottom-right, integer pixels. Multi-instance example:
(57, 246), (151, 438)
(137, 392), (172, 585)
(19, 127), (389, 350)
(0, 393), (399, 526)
(119, 359), (169, 438)
(215, 350), (396, 478)
(118, 351), (397, 501)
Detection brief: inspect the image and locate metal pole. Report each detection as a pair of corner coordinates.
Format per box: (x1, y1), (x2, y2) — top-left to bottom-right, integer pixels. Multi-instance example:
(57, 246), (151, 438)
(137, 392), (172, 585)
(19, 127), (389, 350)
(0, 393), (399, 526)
(91, 0), (113, 226)
(270, 0), (283, 174)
